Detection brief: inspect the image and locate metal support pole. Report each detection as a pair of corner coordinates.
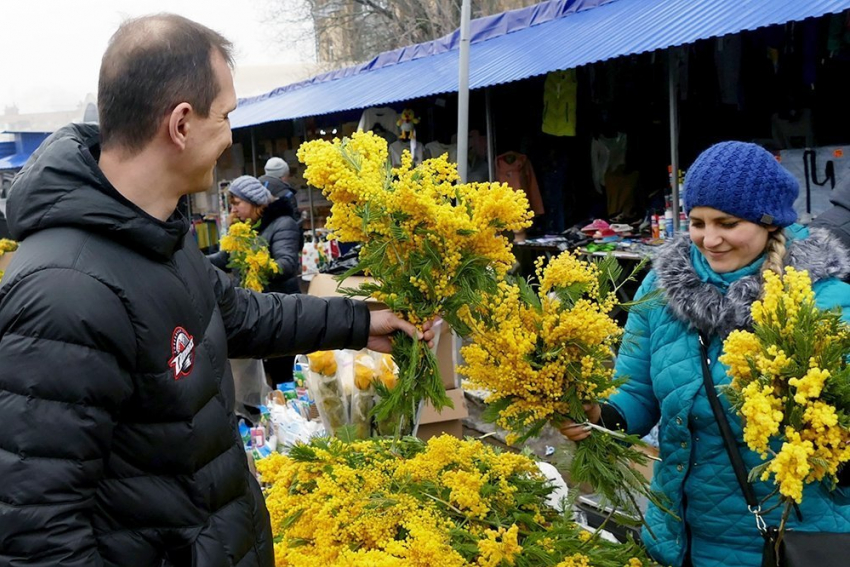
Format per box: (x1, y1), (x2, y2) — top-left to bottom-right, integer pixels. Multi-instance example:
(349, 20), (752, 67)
(301, 120), (316, 241)
(485, 88), (496, 182)
(250, 128), (257, 177)
(668, 48), (681, 233)
(456, 0), (472, 183)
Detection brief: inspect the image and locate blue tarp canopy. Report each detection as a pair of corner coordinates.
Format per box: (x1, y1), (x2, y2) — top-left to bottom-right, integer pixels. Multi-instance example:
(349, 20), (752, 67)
(0, 132), (51, 171)
(0, 153), (31, 171)
(231, 0), (850, 129)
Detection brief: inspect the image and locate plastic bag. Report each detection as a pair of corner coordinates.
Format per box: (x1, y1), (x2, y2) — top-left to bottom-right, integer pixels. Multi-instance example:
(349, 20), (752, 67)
(373, 354), (412, 436)
(306, 351), (348, 435)
(350, 353), (377, 439)
(230, 358), (270, 416)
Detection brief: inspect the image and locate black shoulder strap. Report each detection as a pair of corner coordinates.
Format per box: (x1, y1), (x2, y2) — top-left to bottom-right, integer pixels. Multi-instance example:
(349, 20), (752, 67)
(698, 332), (759, 508)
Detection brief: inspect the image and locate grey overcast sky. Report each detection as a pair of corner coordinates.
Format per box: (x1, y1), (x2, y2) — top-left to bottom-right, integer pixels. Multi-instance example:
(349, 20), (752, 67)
(1, 0), (311, 114)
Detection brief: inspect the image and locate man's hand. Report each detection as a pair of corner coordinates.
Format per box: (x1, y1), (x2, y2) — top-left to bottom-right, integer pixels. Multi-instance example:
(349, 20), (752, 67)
(367, 310), (434, 353)
(557, 403), (601, 442)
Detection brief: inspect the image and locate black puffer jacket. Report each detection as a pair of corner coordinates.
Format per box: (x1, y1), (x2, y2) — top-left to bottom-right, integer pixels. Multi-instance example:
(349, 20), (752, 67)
(258, 198), (302, 294)
(0, 124), (370, 566)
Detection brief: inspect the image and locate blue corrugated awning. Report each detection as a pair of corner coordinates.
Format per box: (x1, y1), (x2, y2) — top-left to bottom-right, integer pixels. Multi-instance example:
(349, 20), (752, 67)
(0, 153), (30, 171)
(231, 0), (850, 129)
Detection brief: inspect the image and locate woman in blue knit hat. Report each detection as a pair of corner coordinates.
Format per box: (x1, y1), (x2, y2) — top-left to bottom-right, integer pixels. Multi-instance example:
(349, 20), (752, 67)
(561, 141), (850, 567)
(211, 175), (302, 296)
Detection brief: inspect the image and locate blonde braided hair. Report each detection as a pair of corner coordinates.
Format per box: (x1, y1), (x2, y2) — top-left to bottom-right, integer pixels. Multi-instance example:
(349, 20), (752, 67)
(760, 229), (787, 282)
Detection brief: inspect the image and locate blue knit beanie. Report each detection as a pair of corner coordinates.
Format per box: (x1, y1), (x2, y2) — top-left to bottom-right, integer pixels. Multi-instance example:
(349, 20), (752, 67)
(229, 175), (273, 206)
(683, 141), (798, 227)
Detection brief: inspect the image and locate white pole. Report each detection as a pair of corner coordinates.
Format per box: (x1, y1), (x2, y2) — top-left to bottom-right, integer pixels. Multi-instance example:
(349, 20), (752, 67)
(456, 0), (472, 183)
(669, 49), (680, 233)
(250, 128), (258, 177)
(485, 88), (496, 182)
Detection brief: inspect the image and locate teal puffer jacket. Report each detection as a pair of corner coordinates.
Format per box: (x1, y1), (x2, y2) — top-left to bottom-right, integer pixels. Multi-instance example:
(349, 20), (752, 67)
(609, 225), (850, 567)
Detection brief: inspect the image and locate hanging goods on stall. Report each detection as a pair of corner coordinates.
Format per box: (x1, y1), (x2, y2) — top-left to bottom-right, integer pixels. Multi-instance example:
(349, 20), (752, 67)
(396, 108), (420, 141)
(542, 68), (578, 137)
(357, 106), (399, 135)
(496, 151), (545, 215)
(802, 149), (836, 220)
(779, 146), (849, 222)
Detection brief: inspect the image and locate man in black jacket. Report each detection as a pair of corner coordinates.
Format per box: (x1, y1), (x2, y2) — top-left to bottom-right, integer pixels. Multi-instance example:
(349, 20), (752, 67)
(0, 14), (426, 567)
(812, 184), (850, 282)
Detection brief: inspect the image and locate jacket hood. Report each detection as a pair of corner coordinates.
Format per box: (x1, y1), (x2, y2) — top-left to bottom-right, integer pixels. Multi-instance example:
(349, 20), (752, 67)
(653, 226), (850, 338)
(7, 123), (189, 260)
(259, 175), (296, 199)
(260, 196), (296, 226)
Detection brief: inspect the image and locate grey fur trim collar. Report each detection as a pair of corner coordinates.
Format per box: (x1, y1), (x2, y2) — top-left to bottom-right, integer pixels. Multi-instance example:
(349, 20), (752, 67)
(653, 228), (850, 338)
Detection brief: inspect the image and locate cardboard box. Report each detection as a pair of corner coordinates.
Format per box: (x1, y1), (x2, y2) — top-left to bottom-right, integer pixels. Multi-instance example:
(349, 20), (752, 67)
(307, 274), (383, 308)
(415, 388), (468, 441)
(632, 443), (659, 483)
(0, 251), (14, 272)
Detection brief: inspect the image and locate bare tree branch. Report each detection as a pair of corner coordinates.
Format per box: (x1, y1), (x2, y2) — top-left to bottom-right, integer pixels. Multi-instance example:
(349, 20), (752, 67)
(351, 0), (394, 20)
(267, 0), (540, 68)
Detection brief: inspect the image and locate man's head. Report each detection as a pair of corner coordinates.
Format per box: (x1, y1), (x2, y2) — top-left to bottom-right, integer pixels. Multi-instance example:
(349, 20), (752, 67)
(264, 157), (290, 181)
(98, 14), (237, 194)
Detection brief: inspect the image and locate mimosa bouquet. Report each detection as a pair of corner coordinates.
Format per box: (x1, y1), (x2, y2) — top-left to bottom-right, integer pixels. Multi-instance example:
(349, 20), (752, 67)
(219, 221), (279, 292)
(720, 267), (850, 533)
(459, 251), (669, 527)
(257, 433), (653, 567)
(297, 131), (532, 435)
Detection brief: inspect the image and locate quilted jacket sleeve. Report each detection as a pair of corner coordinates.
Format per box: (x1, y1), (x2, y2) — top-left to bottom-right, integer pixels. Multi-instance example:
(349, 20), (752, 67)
(813, 278), (850, 325)
(208, 262), (370, 359)
(0, 269), (136, 566)
(267, 217), (301, 281)
(608, 271), (662, 437)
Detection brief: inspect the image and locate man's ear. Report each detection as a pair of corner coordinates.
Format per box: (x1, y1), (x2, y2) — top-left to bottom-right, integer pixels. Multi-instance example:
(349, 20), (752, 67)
(168, 103), (193, 150)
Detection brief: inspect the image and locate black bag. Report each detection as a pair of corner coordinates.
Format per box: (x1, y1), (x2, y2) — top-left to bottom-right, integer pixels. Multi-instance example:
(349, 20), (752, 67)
(698, 333), (850, 567)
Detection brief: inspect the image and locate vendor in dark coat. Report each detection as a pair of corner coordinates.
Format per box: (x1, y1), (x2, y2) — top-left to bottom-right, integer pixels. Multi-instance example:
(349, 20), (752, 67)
(214, 175), (302, 295)
(213, 175), (304, 384)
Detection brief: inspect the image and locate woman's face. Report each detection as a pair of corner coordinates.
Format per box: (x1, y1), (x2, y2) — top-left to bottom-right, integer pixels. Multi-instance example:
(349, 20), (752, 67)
(230, 196), (261, 223)
(688, 206), (774, 273)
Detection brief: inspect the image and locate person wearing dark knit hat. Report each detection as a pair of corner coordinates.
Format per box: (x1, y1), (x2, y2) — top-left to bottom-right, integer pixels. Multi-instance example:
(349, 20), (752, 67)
(559, 141), (850, 567)
(260, 157), (300, 223)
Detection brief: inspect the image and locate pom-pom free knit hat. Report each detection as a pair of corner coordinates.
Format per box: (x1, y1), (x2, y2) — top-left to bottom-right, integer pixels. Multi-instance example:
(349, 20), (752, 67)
(264, 157), (289, 179)
(683, 141), (798, 227)
(229, 175), (273, 206)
